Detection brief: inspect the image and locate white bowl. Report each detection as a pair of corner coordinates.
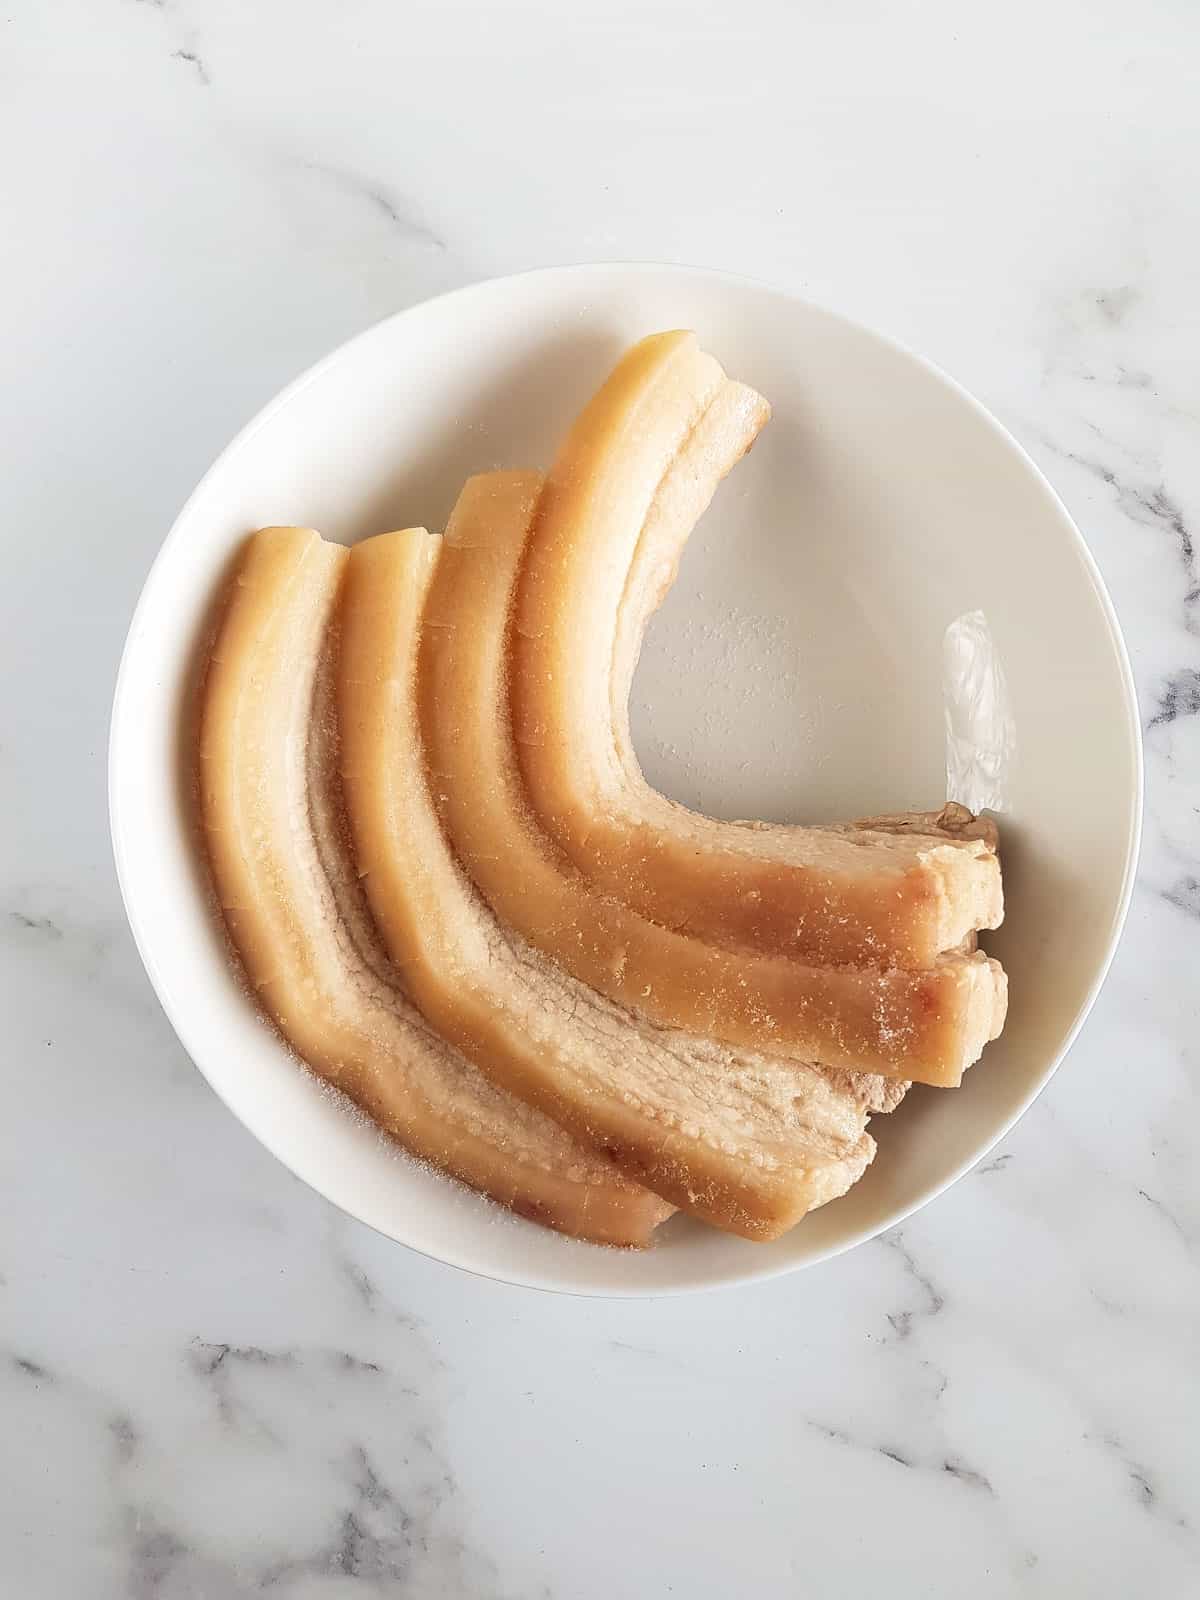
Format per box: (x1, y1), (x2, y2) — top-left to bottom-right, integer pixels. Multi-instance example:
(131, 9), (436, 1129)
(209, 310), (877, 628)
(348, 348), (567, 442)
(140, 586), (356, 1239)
(110, 265), (1141, 1296)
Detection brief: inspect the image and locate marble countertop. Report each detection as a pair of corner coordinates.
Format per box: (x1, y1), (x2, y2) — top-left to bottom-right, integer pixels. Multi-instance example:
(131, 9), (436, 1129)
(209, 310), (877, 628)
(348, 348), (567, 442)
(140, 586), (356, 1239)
(3, 2), (1198, 1594)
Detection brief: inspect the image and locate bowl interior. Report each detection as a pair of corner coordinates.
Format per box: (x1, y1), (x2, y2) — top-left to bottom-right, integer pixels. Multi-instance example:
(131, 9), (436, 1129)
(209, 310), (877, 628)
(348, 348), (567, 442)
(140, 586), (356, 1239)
(111, 265), (1140, 1295)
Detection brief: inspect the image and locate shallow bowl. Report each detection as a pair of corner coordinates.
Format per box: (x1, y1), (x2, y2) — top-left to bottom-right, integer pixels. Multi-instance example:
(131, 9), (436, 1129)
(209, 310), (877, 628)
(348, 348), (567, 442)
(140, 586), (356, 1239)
(110, 264), (1141, 1295)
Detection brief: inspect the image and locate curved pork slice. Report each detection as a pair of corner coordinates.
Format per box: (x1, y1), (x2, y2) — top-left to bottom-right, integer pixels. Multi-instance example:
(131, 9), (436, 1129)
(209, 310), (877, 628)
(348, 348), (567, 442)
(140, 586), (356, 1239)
(511, 331), (1003, 968)
(336, 516), (878, 1239)
(416, 474), (1004, 1089)
(198, 525), (670, 1247)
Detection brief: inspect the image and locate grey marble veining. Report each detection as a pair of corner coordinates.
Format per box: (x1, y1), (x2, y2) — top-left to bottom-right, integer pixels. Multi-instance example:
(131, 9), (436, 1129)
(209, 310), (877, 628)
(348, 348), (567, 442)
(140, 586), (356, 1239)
(2, 1), (1199, 1595)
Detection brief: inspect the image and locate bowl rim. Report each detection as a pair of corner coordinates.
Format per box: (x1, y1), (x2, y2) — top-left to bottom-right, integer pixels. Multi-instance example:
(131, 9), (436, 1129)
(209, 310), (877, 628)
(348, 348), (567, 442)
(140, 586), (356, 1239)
(109, 262), (1144, 1298)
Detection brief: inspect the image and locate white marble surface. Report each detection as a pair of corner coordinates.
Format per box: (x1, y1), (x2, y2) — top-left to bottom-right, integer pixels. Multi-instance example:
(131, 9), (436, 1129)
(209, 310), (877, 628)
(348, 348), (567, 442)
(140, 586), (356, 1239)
(2, 2), (1198, 1594)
